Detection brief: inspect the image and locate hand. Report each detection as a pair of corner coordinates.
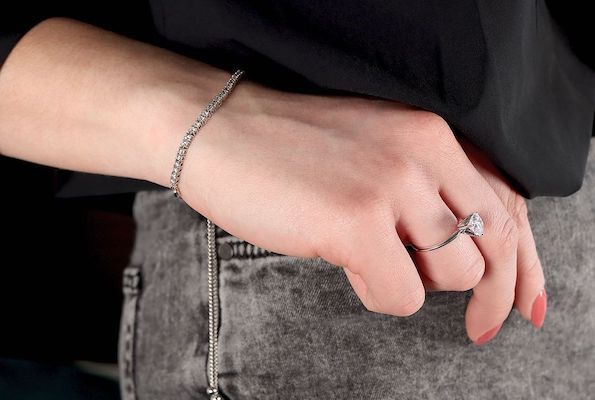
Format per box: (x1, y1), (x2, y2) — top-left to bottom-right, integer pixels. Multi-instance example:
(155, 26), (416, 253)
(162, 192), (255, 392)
(164, 79), (530, 345)
(457, 137), (547, 330)
(0, 17), (529, 345)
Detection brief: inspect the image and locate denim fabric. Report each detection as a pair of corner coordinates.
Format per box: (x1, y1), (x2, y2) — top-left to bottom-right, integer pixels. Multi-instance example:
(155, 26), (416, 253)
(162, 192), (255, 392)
(119, 140), (595, 400)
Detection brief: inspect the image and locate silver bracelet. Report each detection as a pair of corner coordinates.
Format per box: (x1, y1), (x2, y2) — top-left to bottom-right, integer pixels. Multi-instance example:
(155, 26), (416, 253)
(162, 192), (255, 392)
(170, 69), (245, 200)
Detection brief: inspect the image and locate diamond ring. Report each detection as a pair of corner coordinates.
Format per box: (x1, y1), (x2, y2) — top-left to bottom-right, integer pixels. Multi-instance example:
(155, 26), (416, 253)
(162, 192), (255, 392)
(405, 212), (484, 252)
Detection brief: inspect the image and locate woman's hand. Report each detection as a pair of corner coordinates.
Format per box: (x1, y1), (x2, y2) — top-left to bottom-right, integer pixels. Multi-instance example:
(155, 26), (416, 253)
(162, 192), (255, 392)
(458, 138), (547, 330)
(0, 17), (545, 346)
(165, 78), (532, 345)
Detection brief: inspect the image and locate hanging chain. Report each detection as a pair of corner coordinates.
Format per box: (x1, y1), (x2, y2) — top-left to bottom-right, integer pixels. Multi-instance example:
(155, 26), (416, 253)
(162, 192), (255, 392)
(206, 218), (223, 400)
(167, 69), (245, 399)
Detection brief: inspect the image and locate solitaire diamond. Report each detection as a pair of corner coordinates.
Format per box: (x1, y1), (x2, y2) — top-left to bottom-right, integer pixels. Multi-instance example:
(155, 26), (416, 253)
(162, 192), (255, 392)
(406, 212), (484, 252)
(459, 212), (484, 237)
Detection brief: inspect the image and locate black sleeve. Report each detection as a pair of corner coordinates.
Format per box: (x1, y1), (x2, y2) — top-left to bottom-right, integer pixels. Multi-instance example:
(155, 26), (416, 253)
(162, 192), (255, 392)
(1, 2), (161, 65)
(0, 32), (26, 67)
(545, 1), (595, 138)
(0, 1), (166, 197)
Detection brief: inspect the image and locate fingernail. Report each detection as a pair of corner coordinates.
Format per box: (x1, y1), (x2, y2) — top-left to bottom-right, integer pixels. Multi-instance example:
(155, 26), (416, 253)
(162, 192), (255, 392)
(473, 323), (503, 346)
(531, 288), (547, 329)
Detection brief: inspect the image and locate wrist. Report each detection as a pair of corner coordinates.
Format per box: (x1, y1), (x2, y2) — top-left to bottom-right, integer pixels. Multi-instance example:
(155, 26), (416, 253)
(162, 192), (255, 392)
(141, 66), (264, 190)
(130, 63), (237, 187)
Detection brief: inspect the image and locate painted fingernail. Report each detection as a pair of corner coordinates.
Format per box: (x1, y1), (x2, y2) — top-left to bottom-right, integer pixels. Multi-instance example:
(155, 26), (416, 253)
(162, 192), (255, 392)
(473, 323), (503, 346)
(531, 288), (547, 329)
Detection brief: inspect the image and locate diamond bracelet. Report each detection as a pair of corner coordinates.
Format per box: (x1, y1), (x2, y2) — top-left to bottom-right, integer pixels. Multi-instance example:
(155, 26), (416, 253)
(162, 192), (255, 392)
(170, 69), (245, 200)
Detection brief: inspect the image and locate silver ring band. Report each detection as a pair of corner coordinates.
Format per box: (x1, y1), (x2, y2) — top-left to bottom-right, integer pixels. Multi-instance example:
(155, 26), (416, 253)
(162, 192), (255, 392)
(405, 212), (484, 252)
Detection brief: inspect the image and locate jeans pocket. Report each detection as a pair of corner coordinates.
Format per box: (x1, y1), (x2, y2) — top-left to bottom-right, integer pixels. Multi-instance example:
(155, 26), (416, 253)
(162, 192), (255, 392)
(119, 265), (142, 400)
(214, 228), (365, 399)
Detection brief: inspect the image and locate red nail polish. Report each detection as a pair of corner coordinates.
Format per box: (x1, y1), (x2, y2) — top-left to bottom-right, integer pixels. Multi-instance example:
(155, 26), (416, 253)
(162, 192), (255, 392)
(531, 288), (547, 329)
(473, 323), (503, 346)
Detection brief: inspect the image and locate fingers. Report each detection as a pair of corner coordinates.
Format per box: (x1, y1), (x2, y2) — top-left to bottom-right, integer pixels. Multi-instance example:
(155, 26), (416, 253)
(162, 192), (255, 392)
(512, 198), (547, 328)
(440, 173), (518, 345)
(458, 137), (547, 330)
(339, 207), (426, 317)
(397, 192), (485, 292)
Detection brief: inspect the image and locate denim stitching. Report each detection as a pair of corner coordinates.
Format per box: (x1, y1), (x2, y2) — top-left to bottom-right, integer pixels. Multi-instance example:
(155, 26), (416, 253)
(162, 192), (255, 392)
(121, 267), (141, 400)
(218, 239), (283, 260)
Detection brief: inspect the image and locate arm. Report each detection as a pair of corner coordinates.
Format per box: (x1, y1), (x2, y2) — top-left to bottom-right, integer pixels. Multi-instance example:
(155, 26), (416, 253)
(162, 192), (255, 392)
(0, 17), (234, 189)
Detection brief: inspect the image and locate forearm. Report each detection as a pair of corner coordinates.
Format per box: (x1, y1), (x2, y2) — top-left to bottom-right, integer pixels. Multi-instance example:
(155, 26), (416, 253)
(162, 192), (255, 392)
(0, 17), (236, 187)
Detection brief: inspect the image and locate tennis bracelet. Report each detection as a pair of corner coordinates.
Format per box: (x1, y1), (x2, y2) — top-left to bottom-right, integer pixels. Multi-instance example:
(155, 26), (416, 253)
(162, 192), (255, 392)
(169, 69), (245, 200)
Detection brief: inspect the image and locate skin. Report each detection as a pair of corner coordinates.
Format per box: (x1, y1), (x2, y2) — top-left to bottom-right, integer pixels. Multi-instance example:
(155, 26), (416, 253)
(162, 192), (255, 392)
(0, 18), (546, 345)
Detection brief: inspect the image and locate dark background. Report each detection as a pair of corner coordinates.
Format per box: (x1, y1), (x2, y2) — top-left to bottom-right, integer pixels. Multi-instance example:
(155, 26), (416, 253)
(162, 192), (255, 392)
(0, 156), (136, 399)
(0, 0), (157, 368)
(0, 157), (135, 363)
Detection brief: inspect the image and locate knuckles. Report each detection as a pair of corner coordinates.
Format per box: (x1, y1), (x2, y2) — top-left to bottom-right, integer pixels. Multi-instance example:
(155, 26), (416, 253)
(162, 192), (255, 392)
(507, 192), (529, 228)
(397, 290), (426, 316)
(319, 109), (484, 319)
(498, 216), (520, 254)
(409, 111), (459, 150)
(363, 287), (426, 317)
(334, 110), (460, 206)
(455, 255), (486, 291)
(409, 111), (452, 135)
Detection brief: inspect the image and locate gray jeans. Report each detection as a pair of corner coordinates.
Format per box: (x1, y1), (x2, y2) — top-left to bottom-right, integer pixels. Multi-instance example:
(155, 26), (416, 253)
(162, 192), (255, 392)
(119, 141), (595, 400)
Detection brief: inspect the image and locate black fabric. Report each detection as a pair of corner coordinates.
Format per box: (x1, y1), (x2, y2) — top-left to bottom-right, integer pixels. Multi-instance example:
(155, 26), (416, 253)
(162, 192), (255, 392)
(0, 32), (25, 67)
(1, 1), (594, 199)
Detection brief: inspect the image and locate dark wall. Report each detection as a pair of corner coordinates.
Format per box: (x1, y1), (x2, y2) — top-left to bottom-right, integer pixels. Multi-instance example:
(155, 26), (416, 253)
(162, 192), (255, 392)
(0, 156), (135, 364)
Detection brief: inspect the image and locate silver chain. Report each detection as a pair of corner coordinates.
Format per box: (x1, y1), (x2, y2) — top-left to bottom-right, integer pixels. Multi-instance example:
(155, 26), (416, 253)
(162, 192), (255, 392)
(206, 218), (223, 400)
(170, 69), (245, 199)
(165, 69), (244, 399)
(168, 69), (245, 400)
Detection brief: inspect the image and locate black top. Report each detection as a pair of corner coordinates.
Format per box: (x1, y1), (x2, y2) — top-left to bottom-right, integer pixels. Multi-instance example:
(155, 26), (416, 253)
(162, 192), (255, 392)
(1, 1), (594, 199)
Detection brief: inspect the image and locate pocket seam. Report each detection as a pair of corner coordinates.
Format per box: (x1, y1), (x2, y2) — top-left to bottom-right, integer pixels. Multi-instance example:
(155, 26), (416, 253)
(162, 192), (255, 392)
(120, 265), (142, 400)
